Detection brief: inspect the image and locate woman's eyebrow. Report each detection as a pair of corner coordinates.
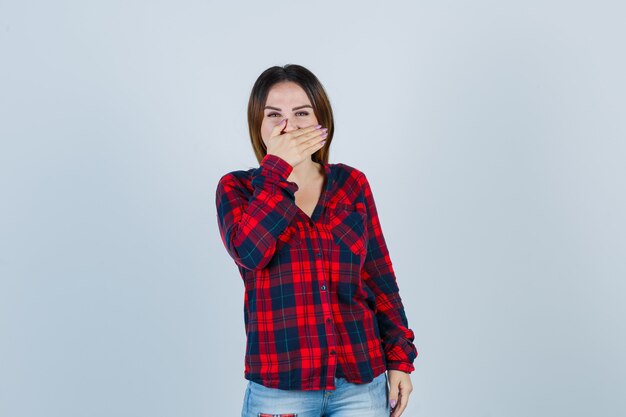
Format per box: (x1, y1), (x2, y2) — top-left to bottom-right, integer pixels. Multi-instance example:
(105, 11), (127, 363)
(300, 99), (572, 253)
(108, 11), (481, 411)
(264, 105), (313, 111)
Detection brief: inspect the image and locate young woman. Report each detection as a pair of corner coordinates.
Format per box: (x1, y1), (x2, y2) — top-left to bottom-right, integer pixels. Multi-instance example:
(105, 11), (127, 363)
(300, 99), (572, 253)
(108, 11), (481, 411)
(215, 64), (418, 417)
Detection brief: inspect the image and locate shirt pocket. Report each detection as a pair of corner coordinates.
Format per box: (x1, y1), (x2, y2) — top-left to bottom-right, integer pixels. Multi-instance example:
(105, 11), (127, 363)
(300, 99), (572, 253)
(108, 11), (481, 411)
(328, 203), (368, 256)
(275, 223), (302, 252)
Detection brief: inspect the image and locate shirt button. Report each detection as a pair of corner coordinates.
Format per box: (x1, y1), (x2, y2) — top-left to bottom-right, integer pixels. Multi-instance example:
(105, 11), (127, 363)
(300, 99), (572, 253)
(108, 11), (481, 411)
(321, 285), (326, 290)
(317, 251), (322, 257)
(330, 350), (336, 355)
(326, 318), (331, 324)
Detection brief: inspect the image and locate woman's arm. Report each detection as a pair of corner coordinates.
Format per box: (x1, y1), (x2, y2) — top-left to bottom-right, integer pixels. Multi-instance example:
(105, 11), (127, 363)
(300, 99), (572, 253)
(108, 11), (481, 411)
(215, 154), (299, 271)
(358, 172), (419, 373)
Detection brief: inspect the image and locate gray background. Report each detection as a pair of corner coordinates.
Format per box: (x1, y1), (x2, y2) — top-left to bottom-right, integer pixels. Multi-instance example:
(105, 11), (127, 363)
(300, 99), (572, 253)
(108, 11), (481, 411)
(1, 1), (624, 416)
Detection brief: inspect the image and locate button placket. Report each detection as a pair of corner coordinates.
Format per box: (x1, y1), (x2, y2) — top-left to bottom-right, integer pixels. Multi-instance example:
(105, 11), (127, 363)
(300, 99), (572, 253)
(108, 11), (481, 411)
(308, 220), (337, 388)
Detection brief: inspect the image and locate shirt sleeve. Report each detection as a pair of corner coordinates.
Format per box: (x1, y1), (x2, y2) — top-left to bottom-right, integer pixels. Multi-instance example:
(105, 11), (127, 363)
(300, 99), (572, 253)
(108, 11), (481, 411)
(215, 154), (300, 271)
(358, 172), (418, 373)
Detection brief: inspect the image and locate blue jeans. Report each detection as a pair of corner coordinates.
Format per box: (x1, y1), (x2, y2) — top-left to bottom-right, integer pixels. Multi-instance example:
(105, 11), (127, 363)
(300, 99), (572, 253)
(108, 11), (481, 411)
(241, 371), (391, 417)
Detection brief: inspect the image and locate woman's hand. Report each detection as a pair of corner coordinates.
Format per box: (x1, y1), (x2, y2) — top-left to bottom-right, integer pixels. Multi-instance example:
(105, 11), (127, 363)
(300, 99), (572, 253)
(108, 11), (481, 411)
(387, 369), (413, 417)
(266, 119), (327, 168)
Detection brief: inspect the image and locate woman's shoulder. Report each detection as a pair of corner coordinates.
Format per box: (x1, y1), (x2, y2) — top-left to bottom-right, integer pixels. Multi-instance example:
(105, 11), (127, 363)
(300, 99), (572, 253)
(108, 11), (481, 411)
(216, 167), (255, 195)
(331, 161), (367, 183)
(219, 166), (254, 180)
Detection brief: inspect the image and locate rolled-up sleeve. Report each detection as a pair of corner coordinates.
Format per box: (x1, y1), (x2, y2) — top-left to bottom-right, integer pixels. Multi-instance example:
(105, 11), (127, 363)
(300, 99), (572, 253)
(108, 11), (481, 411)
(358, 172), (418, 373)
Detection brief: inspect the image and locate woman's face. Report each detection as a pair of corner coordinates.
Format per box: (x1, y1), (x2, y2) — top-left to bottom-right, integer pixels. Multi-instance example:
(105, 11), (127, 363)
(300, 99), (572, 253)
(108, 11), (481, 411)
(261, 81), (319, 147)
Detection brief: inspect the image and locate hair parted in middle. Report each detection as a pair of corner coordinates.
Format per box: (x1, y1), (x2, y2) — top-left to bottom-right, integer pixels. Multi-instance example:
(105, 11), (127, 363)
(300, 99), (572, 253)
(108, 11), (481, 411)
(247, 64), (334, 165)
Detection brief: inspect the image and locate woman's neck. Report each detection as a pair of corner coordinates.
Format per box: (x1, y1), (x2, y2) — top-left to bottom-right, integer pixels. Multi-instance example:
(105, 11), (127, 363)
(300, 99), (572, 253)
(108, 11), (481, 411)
(287, 159), (322, 186)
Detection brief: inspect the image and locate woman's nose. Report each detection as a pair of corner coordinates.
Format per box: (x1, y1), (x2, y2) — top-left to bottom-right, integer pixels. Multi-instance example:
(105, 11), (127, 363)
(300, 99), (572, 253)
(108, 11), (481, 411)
(283, 118), (299, 132)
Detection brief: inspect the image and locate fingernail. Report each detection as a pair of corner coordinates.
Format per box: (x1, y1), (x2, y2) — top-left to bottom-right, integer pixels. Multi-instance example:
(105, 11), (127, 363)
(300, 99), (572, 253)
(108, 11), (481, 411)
(390, 399), (397, 408)
(314, 124), (322, 129)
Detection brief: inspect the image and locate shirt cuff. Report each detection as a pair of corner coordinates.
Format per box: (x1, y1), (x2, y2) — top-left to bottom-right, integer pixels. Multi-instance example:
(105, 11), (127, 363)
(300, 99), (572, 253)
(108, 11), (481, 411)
(261, 154), (294, 179)
(386, 361), (415, 374)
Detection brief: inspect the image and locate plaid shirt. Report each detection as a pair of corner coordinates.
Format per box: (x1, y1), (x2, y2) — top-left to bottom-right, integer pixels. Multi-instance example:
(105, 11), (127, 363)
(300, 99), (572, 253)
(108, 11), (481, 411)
(215, 153), (418, 391)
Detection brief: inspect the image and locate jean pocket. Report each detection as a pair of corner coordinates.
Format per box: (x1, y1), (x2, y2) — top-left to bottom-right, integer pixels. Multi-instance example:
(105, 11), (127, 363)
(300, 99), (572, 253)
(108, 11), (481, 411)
(368, 372), (390, 410)
(247, 381), (300, 417)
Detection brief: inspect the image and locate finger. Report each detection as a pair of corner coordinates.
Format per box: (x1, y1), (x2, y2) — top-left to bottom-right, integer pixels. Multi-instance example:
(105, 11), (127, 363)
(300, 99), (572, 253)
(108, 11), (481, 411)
(291, 124), (324, 140)
(300, 130), (327, 148)
(270, 118), (288, 138)
(391, 392), (409, 417)
(301, 136), (326, 156)
(391, 382), (412, 417)
(389, 381), (399, 412)
(294, 127), (326, 145)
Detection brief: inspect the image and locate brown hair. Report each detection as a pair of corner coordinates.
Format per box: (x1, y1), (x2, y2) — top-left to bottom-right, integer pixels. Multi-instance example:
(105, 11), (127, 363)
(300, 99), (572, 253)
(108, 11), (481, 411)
(247, 64), (334, 165)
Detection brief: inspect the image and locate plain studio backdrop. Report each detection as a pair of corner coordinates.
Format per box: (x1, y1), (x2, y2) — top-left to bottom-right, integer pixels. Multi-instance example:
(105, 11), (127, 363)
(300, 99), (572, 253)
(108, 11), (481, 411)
(1, 1), (624, 416)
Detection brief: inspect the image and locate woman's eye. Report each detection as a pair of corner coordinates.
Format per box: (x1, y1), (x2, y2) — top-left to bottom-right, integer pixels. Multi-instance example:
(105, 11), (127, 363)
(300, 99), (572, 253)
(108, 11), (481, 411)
(266, 112), (310, 118)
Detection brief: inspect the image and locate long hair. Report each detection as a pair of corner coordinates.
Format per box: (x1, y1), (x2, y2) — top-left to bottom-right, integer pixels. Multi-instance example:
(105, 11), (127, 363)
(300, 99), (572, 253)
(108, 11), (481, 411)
(247, 64), (334, 165)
